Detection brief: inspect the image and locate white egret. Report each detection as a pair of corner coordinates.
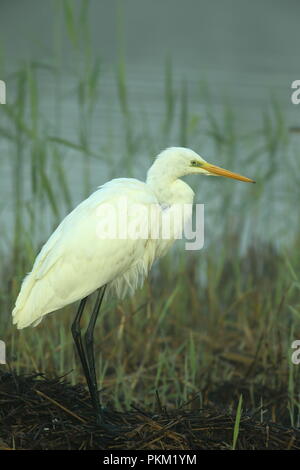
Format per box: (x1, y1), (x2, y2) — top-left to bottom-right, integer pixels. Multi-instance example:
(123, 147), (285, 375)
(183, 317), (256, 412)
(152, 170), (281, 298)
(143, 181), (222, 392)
(12, 147), (254, 424)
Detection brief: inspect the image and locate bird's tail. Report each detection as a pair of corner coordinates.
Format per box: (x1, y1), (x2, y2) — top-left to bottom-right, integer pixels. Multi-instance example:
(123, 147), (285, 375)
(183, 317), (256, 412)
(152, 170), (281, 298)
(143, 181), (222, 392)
(12, 273), (54, 329)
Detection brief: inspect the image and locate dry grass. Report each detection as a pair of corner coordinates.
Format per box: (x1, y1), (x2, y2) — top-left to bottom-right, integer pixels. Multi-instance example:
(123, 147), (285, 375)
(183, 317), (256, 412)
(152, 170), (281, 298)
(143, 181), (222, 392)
(1, 371), (300, 450)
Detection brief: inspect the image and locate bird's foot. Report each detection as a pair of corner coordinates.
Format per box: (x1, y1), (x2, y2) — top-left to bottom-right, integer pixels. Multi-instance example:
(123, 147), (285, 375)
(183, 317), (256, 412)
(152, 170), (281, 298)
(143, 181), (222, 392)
(94, 407), (119, 435)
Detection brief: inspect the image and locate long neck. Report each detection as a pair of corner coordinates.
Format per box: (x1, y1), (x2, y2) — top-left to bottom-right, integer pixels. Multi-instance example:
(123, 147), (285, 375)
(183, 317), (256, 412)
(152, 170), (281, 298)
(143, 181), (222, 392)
(146, 171), (195, 206)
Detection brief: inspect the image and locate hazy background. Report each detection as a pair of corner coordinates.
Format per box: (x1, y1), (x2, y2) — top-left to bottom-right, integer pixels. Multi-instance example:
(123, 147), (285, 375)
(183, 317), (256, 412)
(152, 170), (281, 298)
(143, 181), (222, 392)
(1, 0), (299, 109)
(1, 1), (300, 423)
(0, 0), (299, 273)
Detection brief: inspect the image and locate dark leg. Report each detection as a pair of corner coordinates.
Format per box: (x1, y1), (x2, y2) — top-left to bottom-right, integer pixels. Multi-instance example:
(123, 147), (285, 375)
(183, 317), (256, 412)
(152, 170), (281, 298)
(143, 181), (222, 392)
(84, 285), (107, 424)
(71, 296), (94, 396)
(71, 286), (107, 426)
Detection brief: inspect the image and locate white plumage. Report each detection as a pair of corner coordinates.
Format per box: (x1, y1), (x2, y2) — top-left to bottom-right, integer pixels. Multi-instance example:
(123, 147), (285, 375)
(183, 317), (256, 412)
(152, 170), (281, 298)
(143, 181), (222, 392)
(12, 147), (254, 329)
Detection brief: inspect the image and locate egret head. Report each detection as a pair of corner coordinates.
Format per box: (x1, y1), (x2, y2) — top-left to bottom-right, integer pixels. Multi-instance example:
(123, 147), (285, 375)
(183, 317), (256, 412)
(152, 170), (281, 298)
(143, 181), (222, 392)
(149, 147), (255, 183)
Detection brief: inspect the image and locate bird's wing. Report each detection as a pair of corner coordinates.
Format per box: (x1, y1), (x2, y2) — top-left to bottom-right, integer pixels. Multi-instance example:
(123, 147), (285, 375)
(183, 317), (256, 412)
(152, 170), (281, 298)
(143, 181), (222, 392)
(12, 179), (161, 328)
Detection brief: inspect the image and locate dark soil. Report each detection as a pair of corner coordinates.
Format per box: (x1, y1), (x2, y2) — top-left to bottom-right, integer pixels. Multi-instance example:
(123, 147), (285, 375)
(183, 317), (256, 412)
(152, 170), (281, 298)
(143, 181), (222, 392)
(0, 370), (299, 450)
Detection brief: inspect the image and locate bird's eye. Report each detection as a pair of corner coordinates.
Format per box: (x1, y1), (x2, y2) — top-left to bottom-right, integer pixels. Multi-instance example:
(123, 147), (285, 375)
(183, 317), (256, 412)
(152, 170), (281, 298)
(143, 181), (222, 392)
(191, 160), (197, 166)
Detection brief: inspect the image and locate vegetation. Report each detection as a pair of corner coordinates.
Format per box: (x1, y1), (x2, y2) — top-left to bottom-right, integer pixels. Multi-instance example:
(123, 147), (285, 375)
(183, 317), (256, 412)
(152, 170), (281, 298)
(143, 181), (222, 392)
(0, 1), (300, 441)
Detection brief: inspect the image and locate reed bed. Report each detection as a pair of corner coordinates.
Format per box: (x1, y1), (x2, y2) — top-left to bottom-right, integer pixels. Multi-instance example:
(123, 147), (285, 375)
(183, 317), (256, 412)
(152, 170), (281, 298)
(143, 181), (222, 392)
(0, 0), (300, 449)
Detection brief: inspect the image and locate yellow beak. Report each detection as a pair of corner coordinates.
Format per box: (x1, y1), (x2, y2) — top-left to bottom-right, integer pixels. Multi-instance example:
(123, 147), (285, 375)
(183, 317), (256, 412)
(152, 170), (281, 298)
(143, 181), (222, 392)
(202, 163), (255, 183)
